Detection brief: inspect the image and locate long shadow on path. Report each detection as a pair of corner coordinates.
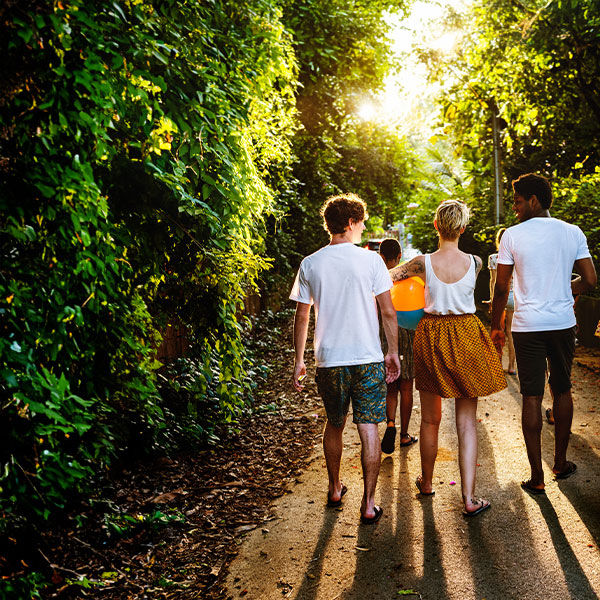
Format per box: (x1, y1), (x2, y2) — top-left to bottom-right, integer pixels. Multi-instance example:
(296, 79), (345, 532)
(542, 430), (600, 547)
(534, 493), (599, 600)
(293, 509), (340, 600)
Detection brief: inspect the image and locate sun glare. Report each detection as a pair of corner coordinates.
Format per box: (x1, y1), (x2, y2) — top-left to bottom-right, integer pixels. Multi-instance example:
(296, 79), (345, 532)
(430, 31), (459, 54)
(371, 0), (469, 133)
(357, 102), (377, 121)
(354, 1), (469, 131)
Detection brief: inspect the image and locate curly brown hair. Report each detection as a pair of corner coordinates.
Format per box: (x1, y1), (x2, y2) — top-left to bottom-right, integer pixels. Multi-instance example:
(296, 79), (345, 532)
(320, 193), (368, 235)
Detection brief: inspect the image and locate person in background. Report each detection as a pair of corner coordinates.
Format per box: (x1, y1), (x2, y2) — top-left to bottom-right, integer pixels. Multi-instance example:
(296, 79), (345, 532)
(488, 228), (516, 375)
(390, 200), (506, 517)
(290, 193), (401, 524)
(379, 238), (419, 453)
(491, 173), (597, 495)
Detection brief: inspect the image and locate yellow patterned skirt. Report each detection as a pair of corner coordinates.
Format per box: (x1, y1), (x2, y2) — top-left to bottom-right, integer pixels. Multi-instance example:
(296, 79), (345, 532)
(414, 313), (506, 398)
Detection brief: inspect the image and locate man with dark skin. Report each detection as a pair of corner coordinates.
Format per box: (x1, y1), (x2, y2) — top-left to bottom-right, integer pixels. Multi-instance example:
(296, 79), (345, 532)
(491, 173), (597, 495)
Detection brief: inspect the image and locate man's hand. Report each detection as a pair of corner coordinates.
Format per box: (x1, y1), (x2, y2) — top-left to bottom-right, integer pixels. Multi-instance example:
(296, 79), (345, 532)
(490, 328), (505, 362)
(384, 352), (401, 383)
(293, 361), (307, 392)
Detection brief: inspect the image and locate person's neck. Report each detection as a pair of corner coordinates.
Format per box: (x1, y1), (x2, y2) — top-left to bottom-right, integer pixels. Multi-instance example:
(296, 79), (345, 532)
(437, 236), (460, 251)
(527, 208), (551, 220)
(329, 232), (354, 245)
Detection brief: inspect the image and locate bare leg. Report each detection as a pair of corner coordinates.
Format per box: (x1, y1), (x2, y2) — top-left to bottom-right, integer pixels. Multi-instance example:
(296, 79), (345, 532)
(522, 394), (545, 487)
(545, 361), (554, 424)
(399, 378), (415, 441)
(357, 422), (381, 519)
(381, 380), (399, 453)
(323, 418), (346, 502)
(455, 396), (486, 511)
(418, 390), (442, 493)
(505, 311), (516, 373)
(385, 380), (398, 425)
(551, 388), (573, 473)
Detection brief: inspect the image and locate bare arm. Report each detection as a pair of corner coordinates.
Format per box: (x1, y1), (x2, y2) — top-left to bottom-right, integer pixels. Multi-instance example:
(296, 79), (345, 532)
(389, 255), (425, 282)
(490, 263), (513, 352)
(489, 267), (497, 301)
(375, 290), (401, 383)
(572, 257), (597, 296)
(293, 302), (311, 391)
(473, 255), (483, 277)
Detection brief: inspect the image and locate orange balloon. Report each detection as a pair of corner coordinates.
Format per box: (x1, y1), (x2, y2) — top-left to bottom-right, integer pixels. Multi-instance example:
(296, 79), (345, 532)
(390, 277), (425, 312)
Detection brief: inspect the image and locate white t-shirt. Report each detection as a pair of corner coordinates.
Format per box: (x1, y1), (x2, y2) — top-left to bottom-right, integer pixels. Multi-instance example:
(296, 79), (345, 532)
(289, 243), (392, 367)
(497, 217), (591, 332)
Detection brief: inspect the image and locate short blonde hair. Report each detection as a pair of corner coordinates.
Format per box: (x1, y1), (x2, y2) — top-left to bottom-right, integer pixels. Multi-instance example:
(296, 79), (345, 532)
(435, 199), (470, 240)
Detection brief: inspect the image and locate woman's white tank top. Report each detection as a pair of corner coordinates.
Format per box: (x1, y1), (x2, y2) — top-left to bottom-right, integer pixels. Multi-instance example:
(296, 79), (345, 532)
(424, 253), (476, 315)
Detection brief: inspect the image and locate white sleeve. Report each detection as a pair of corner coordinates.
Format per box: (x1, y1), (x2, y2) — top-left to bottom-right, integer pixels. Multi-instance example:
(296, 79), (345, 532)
(497, 233), (513, 265)
(575, 226), (592, 260)
(373, 255), (393, 296)
(289, 260), (312, 304)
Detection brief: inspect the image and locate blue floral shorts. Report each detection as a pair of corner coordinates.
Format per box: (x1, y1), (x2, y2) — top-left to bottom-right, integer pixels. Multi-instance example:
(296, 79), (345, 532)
(315, 362), (386, 427)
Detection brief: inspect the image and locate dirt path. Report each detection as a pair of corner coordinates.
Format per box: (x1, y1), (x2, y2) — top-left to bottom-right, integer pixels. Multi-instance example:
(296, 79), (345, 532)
(226, 350), (600, 600)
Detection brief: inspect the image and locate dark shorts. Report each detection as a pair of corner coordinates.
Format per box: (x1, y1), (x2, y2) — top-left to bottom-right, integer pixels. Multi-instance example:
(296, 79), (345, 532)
(381, 327), (415, 380)
(315, 362), (386, 427)
(512, 327), (576, 396)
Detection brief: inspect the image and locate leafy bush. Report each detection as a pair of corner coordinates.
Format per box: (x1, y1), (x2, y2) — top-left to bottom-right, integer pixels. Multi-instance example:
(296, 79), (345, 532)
(0, 0), (297, 530)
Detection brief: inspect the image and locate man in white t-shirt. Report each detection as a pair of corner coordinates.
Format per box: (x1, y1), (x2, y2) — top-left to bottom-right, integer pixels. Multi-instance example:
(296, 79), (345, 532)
(491, 173), (597, 495)
(290, 193), (400, 524)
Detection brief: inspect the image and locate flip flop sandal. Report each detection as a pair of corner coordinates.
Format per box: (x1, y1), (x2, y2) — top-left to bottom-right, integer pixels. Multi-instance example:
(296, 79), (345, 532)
(326, 484), (348, 507)
(360, 505), (383, 525)
(521, 480), (546, 495)
(463, 499), (491, 517)
(415, 475), (435, 496)
(545, 408), (554, 425)
(381, 426), (397, 454)
(400, 434), (418, 447)
(554, 461), (577, 480)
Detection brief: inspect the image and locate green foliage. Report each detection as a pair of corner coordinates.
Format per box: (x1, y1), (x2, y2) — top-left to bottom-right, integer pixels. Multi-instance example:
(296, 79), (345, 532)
(406, 0), (600, 272)
(0, 571), (47, 599)
(1, 0), (297, 532)
(552, 170), (600, 291)
(103, 507), (185, 539)
(429, 0), (600, 179)
(270, 0), (414, 271)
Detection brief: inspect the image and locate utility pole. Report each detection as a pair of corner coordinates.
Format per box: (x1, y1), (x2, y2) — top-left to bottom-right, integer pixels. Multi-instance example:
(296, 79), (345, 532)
(491, 107), (503, 225)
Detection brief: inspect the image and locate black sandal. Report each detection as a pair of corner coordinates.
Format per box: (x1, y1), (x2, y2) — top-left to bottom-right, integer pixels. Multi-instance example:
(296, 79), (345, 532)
(381, 423), (397, 454)
(400, 433), (418, 447)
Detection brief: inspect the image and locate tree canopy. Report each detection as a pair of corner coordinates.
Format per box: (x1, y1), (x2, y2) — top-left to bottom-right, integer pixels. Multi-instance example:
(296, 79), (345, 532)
(1, 3), (414, 594)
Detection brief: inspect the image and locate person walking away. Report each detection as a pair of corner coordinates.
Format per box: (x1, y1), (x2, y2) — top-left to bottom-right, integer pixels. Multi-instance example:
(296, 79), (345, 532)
(290, 193), (401, 524)
(491, 173), (597, 495)
(390, 199), (506, 516)
(379, 238), (419, 453)
(488, 228), (516, 374)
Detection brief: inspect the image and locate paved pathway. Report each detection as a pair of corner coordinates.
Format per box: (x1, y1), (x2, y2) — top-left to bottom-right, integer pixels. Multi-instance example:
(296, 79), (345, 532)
(226, 353), (600, 600)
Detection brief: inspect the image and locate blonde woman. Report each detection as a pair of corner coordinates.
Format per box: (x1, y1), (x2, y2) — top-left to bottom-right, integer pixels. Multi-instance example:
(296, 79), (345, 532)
(390, 200), (506, 516)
